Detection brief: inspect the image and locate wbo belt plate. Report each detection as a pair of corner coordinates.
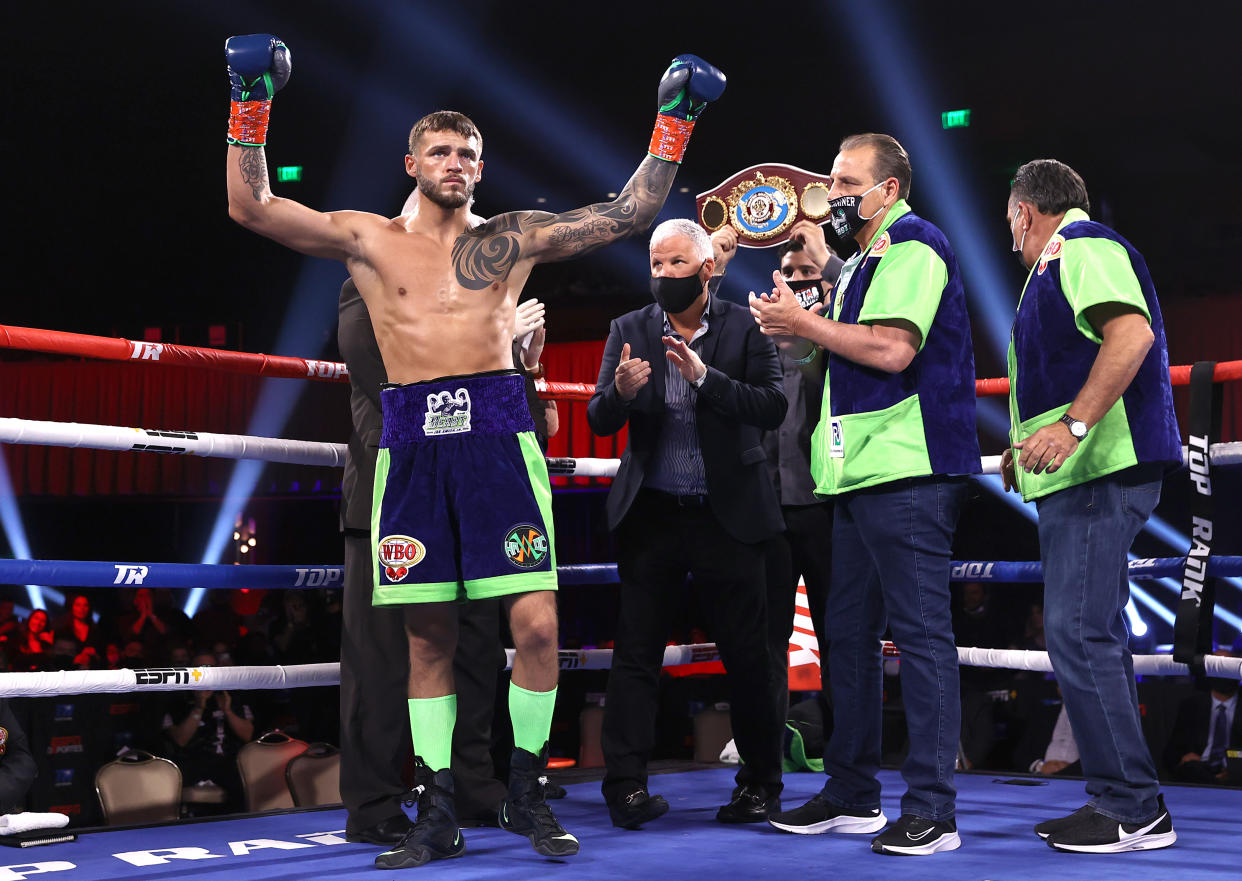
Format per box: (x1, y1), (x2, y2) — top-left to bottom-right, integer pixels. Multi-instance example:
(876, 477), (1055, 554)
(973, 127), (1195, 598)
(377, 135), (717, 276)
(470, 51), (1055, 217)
(696, 162), (833, 247)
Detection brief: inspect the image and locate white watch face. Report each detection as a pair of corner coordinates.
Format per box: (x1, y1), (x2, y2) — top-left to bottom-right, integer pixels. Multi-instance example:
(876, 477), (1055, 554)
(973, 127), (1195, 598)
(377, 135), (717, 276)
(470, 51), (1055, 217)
(1070, 421), (1087, 439)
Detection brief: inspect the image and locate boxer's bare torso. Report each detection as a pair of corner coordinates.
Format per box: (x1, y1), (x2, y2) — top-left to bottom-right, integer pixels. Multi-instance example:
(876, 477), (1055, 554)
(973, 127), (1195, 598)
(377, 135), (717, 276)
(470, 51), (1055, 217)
(227, 130), (674, 383)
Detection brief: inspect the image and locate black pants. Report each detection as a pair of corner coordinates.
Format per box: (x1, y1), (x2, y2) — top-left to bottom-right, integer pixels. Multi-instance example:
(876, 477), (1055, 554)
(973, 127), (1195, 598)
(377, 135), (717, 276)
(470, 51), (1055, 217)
(764, 502), (833, 714)
(340, 531), (507, 830)
(601, 491), (784, 802)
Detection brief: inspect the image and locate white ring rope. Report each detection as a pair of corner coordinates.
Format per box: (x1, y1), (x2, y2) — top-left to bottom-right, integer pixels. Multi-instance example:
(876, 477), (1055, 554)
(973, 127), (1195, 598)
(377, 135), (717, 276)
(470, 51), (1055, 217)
(0, 663), (340, 698)
(544, 456), (622, 477)
(0, 417), (346, 467)
(980, 441), (1242, 474)
(1, 646), (1237, 698)
(4, 416), (1241, 476)
(951, 646), (1242, 677)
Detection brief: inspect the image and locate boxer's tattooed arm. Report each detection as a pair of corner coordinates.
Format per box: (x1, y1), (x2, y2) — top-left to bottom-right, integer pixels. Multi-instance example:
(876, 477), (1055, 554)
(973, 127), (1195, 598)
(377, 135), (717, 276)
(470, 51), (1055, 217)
(526, 155), (679, 262)
(452, 156), (678, 286)
(238, 147), (269, 202)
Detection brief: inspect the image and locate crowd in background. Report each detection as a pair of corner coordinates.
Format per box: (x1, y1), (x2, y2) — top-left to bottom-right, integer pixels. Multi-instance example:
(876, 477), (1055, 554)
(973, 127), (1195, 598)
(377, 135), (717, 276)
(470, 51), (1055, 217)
(0, 585), (344, 813)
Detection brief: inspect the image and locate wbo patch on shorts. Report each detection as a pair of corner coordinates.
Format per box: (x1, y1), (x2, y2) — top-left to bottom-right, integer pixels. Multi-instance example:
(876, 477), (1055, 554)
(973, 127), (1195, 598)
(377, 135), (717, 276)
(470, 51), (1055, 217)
(424, 388), (472, 435)
(378, 534), (426, 583)
(503, 523), (549, 570)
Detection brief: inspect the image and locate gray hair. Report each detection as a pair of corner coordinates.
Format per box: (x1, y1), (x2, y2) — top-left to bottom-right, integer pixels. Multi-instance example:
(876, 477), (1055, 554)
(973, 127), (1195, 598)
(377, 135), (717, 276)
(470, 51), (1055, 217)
(649, 218), (712, 261)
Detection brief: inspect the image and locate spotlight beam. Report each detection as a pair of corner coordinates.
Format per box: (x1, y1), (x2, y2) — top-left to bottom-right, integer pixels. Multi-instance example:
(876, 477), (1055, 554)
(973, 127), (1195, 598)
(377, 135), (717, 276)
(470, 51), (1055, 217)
(0, 452), (45, 609)
(815, 1), (1019, 368)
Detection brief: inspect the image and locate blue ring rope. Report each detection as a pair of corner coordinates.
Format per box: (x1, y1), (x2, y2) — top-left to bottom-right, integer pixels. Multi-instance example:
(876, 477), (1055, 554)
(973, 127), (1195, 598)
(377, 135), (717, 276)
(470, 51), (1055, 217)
(0, 557), (1238, 590)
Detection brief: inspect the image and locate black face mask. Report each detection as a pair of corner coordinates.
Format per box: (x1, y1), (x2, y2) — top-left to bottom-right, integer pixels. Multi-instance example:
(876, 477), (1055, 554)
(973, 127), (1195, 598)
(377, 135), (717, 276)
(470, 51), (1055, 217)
(1208, 677), (1240, 697)
(650, 262), (706, 314)
(827, 181), (886, 240)
(785, 277), (826, 310)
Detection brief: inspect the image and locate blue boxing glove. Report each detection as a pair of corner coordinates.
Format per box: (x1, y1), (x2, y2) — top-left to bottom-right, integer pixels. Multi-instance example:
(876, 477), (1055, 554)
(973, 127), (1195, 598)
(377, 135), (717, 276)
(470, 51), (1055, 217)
(649, 54), (725, 163)
(225, 34), (291, 145)
(226, 34), (291, 102)
(657, 54), (726, 121)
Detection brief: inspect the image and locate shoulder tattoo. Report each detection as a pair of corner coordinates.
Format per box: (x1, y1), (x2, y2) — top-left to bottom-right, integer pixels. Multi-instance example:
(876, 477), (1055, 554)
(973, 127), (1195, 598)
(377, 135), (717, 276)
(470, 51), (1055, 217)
(452, 213), (524, 290)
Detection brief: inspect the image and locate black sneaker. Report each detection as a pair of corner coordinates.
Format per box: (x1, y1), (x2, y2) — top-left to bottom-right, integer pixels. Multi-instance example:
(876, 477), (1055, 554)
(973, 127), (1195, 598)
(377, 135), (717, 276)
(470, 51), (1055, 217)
(768, 793), (887, 835)
(1035, 803), (1095, 840)
(374, 768), (466, 869)
(871, 814), (961, 855)
(608, 788), (670, 829)
(499, 745), (580, 857)
(1046, 795), (1176, 853)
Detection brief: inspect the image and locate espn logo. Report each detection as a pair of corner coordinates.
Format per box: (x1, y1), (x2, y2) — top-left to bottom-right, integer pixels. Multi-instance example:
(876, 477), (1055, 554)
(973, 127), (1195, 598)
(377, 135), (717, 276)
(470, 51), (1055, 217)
(47, 736), (83, 755)
(134, 667), (204, 686)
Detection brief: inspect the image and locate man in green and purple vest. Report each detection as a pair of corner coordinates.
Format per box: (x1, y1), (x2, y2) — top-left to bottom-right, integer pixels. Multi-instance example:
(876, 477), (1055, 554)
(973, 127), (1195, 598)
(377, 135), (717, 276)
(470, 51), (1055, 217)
(1002, 159), (1181, 854)
(750, 133), (979, 856)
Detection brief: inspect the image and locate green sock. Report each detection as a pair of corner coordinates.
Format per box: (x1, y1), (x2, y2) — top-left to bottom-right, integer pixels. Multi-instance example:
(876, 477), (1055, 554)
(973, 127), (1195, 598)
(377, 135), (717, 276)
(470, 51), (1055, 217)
(508, 682), (557, 755)
(407, 695), (456, 772)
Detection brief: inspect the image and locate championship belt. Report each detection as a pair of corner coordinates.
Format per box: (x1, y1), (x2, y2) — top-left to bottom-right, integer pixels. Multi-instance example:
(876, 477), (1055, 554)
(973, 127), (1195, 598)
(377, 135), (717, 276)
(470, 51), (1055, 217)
(696, 163), (833, 248)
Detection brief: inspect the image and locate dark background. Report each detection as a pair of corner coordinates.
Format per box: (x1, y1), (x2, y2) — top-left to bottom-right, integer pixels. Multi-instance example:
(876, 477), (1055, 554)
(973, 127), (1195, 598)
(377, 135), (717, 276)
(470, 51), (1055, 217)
(5, 0), (1240, 344)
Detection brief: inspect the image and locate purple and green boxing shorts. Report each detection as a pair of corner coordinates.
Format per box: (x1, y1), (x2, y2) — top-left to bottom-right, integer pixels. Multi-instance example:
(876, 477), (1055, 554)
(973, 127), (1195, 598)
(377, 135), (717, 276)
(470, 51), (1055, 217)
(371, 369), (557, 604)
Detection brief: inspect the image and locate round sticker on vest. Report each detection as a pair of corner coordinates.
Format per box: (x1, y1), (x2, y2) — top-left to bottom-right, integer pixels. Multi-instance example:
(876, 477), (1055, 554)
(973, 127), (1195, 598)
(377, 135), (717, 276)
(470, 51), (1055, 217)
(1037, 235), (1064, 275)
(868, 231), (891, 259)
(504, 524), (549, 570)
(378, 534), (426, 583)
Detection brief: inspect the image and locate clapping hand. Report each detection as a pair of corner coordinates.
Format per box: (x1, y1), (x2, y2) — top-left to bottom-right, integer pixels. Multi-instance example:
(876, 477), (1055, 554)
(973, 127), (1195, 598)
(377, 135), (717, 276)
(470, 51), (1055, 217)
(614, 343), (651, 401)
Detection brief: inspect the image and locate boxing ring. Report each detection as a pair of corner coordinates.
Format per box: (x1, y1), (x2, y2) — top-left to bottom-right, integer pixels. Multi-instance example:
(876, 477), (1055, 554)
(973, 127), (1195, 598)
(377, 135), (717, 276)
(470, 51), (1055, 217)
(1, 325), (1240, 880)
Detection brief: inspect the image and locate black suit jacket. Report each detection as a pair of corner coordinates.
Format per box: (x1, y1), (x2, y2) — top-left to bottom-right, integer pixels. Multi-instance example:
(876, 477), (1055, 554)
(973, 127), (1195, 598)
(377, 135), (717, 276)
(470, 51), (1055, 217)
(1163, 691), (1242, 771)
(588, 297), (787, 544)
(338, 279), (387, 532)
(0, 698), (37, 813)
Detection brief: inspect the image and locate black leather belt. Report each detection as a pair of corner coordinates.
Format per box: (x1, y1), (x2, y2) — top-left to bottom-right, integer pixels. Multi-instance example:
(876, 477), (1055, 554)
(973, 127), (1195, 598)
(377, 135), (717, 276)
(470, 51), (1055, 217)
(647, 489), (709, 507)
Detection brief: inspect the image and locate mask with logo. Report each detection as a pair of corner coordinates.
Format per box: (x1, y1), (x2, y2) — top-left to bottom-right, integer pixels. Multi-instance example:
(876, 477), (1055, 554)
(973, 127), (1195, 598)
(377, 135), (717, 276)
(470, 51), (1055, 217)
(1011, 204), (1030, 270)
(650, 262), (706, 314)
(786, 277), (826, 311)
(827, 180), (887, 240)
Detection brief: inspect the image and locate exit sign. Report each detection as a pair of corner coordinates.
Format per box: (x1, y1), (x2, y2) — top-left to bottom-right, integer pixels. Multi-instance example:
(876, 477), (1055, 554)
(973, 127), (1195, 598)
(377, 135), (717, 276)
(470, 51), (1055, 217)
(941, 109), (971, 129)
(276, 165), (303, 182)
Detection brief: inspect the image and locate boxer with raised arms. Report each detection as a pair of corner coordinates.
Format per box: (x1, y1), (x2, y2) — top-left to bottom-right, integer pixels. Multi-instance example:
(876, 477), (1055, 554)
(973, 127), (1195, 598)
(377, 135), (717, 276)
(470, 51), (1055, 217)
(223, 35), (724, 869)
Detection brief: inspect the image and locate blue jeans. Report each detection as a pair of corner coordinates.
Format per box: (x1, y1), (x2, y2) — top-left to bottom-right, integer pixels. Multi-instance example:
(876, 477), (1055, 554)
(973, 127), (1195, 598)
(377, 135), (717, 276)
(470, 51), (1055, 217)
(1036, 464), (1164, 823)
(822, 477), (966, 821)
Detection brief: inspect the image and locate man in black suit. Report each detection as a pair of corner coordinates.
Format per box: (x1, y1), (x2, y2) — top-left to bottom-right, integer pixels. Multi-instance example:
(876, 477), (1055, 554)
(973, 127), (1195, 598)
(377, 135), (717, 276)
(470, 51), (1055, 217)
(1163, 647), (1242, 785)
(588, 218), (788, 829)
(338, 277), (508, 843)
(0, 699), (36, 813)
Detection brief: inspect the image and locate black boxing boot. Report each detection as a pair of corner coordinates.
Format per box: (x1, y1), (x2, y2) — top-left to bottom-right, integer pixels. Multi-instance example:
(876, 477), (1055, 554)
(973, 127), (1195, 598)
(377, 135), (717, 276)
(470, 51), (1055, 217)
(498, 744), (579, 857)
(374, 764), (465, 869)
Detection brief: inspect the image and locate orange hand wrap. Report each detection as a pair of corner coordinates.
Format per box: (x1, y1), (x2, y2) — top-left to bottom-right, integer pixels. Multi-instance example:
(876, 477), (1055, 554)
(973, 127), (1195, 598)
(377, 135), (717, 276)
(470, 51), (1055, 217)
(228, 100), (272, 146)
(648, 114), (695, 164)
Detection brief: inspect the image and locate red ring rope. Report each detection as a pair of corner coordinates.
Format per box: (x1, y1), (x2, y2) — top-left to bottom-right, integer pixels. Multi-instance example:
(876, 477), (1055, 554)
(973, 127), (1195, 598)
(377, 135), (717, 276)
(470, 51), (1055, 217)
(3, 324), (1241, 399)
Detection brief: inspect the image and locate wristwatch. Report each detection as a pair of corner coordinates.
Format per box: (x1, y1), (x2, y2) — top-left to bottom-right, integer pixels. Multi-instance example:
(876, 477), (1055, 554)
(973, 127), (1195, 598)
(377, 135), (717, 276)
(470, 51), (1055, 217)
(1059, 413), (1088, 440)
